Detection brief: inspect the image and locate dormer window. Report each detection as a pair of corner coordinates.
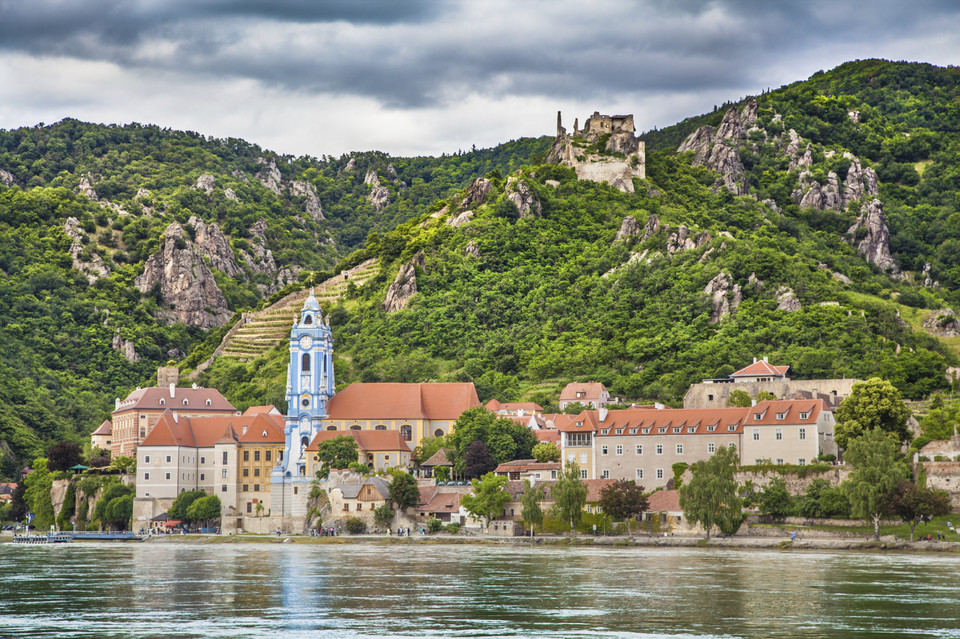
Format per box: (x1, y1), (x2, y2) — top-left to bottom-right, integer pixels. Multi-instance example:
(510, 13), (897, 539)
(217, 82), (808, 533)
(262, 431), (268, 437)
(206, 399), (212, 406)
(642, 428), (650, 434)
(754, 413), (763, 420)
(658, 427), (667, 434)
(800, 412), (810, 419)
(688, 427), (696, 433)
(601, 429), (609, 435)
(576, 421), (584, 427)
(183, 399), (189, 406)
(728, 425), (737, 431)
(672, 427), (681, 433)
(629, 428), (638, 434)
(707, 425), (716, 432)
(159, 399), (165, 406)
(615, 428), (623, 435)
(776, 412), (786, 420)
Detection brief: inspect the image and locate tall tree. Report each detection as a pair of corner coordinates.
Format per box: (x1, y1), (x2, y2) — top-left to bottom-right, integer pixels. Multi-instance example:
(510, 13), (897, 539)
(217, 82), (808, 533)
(553, 462), (587, 533)
(463, 440), (497, 478)
(835, 378), (910, 449)
(46, 441), (83, 472)
(531, 442), (561, 463)
(186, 495), (222, 529)
(758, 477), (793, 519)
(599, 479), (649, 536)
(388, 471), (421, 513)
(314, 436), (360, 479)
(881, 479), (949, 541)
(841, 428), (909, 540)
(460, 472), (511, 528)
(679, 445), (742, 539)
(520, 479), (544, 533)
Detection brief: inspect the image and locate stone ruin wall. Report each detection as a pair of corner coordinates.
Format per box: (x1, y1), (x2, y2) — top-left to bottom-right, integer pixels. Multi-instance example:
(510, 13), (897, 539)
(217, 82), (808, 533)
(683, 378), (861, 409)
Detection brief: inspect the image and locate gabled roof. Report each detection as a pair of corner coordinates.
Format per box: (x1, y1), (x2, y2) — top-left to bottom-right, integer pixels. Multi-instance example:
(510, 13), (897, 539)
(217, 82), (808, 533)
(743, 400), (823, 426)
(140, 411), (284, 448)
(559, 382), (608, 402)
(731, 360), (790, 379)
(237, 414), (285, 443)
(647, 489), (682, 513)
(417, 487), (462, 513)
(92, 420), (112, 436)
(594, 407), (748, 436)
(113, 387), (237, 414)
(555, 410), (601, 432)
(243, 405), (281, 416)
(305, 429), (412, 453)
(535, 429), (560, 444)
(215, 423), (238, 445)
(494, 460), (560, 474)
(333, 477), (390, 500)
(583, 479), (617, 503)
(421, 448), (452, 467)
(327, 383), (480, 421)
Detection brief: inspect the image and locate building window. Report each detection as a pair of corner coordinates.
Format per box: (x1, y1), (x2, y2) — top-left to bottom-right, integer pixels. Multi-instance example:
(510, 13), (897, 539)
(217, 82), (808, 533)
(798, 459), (806, 466)
(434, 428), (444, 437)
(254, 485), (260, 492)
(656, 469), (663, 479)
(243, 469), (249, 477)
(400, 425), (412, 441)
(254, 468), (260, 477)
(580, 453), (587, 464)
(636, 445), (643, 455)
(676, 444), (683, 455)
(776, 412), (786, 420)
(265, 451), (271, 462)
(776, 459), (784, 465)
(616, 445), (623, 456)
(222, 451), (228, 465)
(247, 503), (252, 513)
(375, 424), (387, 431)
(222, 469), (228, 478)
(200, 473), (205, 481)
(243, 451), (249, 462)
(343, 503), (349, 512)
(144, 456), (151, 463)
(753, 429), (759, 440)
(707, 443), (715, 453)
(800, 412), (810, 419)
(799, 428), (806, 440)
(601, 446), (608, 456)
(580, 470), (588, 479)
(200, 457), (205, 464)
(254, 450), (261, 462)
(708, 394), (714, 401)
(221, 484), (227, 492)
(601, 470), (610, 479)
(656, 445), (663, 455)
(144, 472), (150, 480)
(776, 429), (783, 441)
(242, 484), (249, 492)
(302, 353), (311, 372)
(707, 425), (716, 432)
(166, 455), (172, 463)
(165, 473), (171, 480)
(636, 469), (643, 479)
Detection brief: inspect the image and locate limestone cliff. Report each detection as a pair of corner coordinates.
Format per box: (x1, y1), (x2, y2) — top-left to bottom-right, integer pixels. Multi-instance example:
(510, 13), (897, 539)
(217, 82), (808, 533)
(289, 180), (325, 220)
(383, 251), (426, 313)
(505, 177), (541, 219)
(135, 223), (232, 328)
(678, 99), (756, 196)
(548, 111), (645, 193)
(188, 215), (242, 277)
(704, 272), (741, 324)
(63, 217), (111, 283)
(845, 199), (899, 273)
(364, 170), (391, 212)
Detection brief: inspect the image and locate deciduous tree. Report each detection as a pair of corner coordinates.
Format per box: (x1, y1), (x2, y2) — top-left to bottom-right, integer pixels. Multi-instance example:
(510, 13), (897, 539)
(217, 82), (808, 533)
(841, 429), (909, 540)
(388, 471), (420, 512)
(553, 462), (587, 533)
(315, 436), (360, 479)
(680, 445), (742, 539)
(520, 479), (544, 533)
(460, 472), (511, 528)
(531, 442), (560, 463)
(882, 479), (949, 541)
(835, 378), (910, 449)
(599, 479), (648, 536)
(47, 441), (83, 472)
(758, 477), (792, 519)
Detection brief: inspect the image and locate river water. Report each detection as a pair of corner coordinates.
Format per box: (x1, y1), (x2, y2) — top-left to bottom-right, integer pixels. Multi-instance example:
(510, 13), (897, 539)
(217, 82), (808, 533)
(1, 541), (958, 638)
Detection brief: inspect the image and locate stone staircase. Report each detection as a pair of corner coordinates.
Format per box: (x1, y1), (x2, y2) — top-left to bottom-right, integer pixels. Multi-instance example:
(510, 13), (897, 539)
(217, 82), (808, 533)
(189, 258), (379, 376)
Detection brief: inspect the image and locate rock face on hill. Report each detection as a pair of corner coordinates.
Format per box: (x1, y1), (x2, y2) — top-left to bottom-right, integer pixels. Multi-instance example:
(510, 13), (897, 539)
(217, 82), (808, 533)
(365, 170), (391, 212)
(189, 216), (241, 277)
(505, 177), (542, 218)
(704, 272), (741, 324)
(384, 251), (426, 313)
(63, 217), (111, 283)
(678, 98), (756, 196)
(846, 199), (899, 273)
(135, 223), (231, 328)
(548, 111), (645, 192)
(289, 180), (324, 220)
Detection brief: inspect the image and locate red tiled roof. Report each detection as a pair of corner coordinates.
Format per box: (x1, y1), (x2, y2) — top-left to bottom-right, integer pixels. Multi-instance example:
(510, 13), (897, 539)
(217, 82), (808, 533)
(731, 361), (790, 378)
(237, 414), (286, 443)
(485, 399), (501, 412)
(140, 411), (284, 448)
(113, 387), (236, 414)
(92, 420), (112, 436)
(559, 382), (608, 402)
(743, 400), (823, 426)
(535, 430), (560, 444)
(305, 429), (412, 453)
(647, 489), (682, 513)
(327, 383), (480, 421)
(417, 489), (461, 513)
(593, 407), (748, 436)
(583, 479), (617, 502)
(243, 405), (280, 416)
(494, 460), (560, 474)
(555, 410), (601, 432)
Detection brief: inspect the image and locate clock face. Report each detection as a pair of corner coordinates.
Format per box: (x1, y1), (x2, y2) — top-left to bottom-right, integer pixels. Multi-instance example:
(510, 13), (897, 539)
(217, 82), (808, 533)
(299, 335), (313, 350)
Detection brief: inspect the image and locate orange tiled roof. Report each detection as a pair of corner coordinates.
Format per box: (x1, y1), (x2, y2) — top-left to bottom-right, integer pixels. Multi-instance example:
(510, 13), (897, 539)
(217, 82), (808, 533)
(583, 479), (617, 502)
(743, 400), (823, 426)
(417, 489), (461, 514)
(535, 430), (560, 444)
(237, 414), (285, 443)
(305, 429), (412, 453)
(140, 411), (284, 448)
(494, 460), (560, 474)
(647, 489), (682, 513)
(113, 387), (237, 414)
(731, 361), (790, 378)
(559, 382), (608, 402)
(593, 407), (749, 436)
(92, 420), (112, 436)
(327, 383), (480, 421)
(243, 405), (280, 416)
(421, 449), (452, 467)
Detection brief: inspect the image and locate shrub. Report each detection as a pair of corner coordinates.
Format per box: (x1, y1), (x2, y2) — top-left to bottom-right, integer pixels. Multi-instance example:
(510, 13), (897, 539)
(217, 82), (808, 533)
(426, 517), (443, 533)
(443, 523), (461, 535)
(345, 517), (367, 534)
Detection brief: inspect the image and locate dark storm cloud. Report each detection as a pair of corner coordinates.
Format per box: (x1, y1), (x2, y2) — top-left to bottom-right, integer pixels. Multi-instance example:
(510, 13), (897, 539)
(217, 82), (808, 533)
(1, 0), (958, 110)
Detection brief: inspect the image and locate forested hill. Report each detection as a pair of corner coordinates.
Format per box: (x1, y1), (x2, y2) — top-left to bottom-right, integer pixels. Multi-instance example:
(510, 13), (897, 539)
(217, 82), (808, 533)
(0, 120), (549, 476)
(195, 59), (960, 418)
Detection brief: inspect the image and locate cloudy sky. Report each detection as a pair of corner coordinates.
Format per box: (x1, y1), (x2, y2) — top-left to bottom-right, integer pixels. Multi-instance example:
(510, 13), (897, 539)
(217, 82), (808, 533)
(1, 0), (958, 158)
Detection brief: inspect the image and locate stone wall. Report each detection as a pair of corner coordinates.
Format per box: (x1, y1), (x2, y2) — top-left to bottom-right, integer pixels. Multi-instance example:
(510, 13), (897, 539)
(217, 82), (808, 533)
(921, 462), (960, 510)
(683, 378), (860, 409)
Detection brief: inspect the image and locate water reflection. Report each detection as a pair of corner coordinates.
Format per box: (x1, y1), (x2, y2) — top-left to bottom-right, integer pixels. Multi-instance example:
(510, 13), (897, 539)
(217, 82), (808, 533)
(1, 543), (960, 638)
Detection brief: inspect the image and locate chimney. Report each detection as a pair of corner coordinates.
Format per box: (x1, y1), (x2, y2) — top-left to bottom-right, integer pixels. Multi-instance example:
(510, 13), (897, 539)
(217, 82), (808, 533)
(599, 407), (608, 422)
(751, 399), (757, 407)
(169, 383), (175, 398)
(753, 357), (757, 364)
(172, 411), (179, 423)
(763, 356), (768, 363)
(115, 398), (120, 410)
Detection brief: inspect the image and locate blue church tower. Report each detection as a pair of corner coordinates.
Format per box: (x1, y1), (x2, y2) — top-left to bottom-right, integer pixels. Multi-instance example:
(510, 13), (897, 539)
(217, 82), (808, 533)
(274, 290), (335, 485)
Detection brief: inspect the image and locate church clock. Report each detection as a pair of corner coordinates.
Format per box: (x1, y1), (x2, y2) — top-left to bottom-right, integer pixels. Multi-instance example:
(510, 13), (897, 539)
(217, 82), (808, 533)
(299, 335), (313, 350)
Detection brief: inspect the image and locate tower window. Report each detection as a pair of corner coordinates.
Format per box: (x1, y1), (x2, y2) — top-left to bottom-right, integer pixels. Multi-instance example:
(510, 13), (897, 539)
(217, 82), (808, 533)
(302, 353), (311, 372)
(303, 314), (313, 325)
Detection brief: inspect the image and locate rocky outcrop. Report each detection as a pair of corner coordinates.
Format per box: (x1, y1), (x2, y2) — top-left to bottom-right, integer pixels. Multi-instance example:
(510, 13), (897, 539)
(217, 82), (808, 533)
(63, 217), (111, 283)
(841, 156), (879, 207)
(704, 272), (741, 324)
(922, 262), (939, 288)
(461, 178), (493, 207)
(748, 273), (763, 289)
(845, 199), (899, 273)
(548, 111), (645, 192)
(641, 214), (661, 241)
(383, 251), (426, 313)
(240, 218), (278, 277)
(255, 158), (283, 195)
(505, 177), (541, 219)
(0, 168), (15, 186)
(615, 216), (642, 241)
(289, 180), (324, 220)
(364, 170), (390, 212)
(193, 174), (216, 195)
(112, 330), (139, 362)
(678, 99), (755, 196)
(344, 158), (356, 172)
(224, 188), (239, 202)
(465, 241), (481, 258)
(78, 175), (99, 201)
(795, 172), (842, 211)
(448, 210), (474, 228)
(667, 226), (711, 254)
(923, 309), (960, 338)
(135, 223), (232, 328)
(188, 216), (242, 277)
(776, 287), (801, 312)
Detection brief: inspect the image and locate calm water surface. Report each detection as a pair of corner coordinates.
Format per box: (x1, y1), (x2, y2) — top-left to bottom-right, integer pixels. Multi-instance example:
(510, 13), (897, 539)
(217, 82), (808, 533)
(1, 541), (959, 638)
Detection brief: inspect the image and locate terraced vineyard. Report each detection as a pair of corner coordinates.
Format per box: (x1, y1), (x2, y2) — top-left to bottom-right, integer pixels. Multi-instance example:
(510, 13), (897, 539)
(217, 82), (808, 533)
(190, 259), (379, 375)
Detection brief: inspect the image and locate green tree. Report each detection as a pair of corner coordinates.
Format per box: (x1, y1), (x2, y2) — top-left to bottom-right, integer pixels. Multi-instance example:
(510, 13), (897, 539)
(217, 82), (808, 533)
(186, 495), (222, 528)
(46, 441), (83, 472)
(373, 502), (394, 531)
(553, 462), (587, 533)
(314, 436), (360, 478)
(728, 390), (752, 407)
(531, 442), (561, 463)
(835, 378), (910, 449)
(168, 489), (206, 520)
(388, 471), (420, 512)
(881, 479), (950, 541)
(598, 479), (649, 536)
(104, 494), (134, 530)
(679, 445), (743, 539)
(758, 477), (792, 519)
(841, 429), (909, 540)
(794, 478), (850, 519)
(345, 516), (367, 534)
(23, 458), (55, 530)
(519, 479), (544, 533)
(460, 472), (511, 528)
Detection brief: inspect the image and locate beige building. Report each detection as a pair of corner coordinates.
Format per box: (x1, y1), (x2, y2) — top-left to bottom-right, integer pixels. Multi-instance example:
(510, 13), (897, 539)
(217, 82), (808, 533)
(558, 381), (613, 410)
(305, 429), (412, 475)
(560, 400), (836, 489)
(91, 420), (113, 451)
